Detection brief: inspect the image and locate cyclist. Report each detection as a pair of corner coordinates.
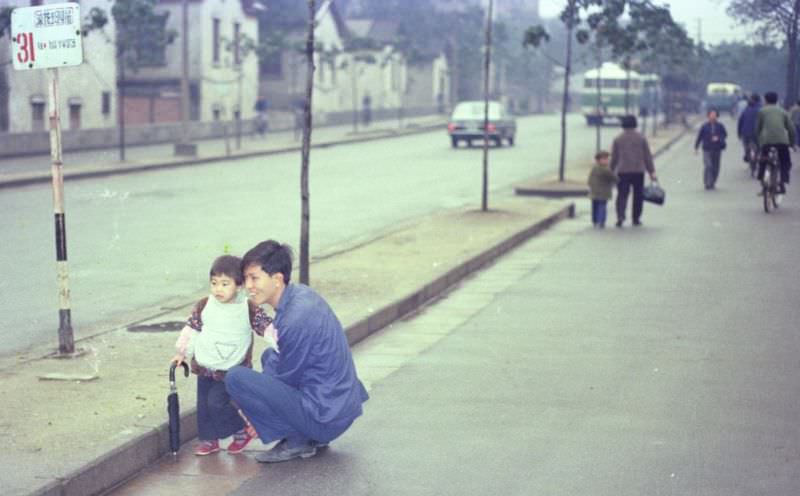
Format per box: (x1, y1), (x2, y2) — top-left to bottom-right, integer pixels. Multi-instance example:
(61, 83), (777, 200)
(756, 91), (796, 194)
(737, 93), (760, 164)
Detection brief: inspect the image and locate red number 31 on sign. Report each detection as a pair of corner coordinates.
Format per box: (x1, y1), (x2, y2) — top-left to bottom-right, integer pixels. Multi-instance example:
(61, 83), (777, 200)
(16, 32), (36, 64)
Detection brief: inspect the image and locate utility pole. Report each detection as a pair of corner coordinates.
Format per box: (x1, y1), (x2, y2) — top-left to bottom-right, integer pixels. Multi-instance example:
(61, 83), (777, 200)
(481, 0), (494, 211)
(175, 0), (196, 156)
(299, 0), (316, 285)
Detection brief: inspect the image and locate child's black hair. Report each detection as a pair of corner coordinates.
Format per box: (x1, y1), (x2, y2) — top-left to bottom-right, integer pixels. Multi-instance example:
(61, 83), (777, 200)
(210, 255), (244, 285)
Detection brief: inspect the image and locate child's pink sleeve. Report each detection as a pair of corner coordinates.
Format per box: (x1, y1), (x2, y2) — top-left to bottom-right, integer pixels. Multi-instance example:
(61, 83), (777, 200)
(175, 325), (198, 356)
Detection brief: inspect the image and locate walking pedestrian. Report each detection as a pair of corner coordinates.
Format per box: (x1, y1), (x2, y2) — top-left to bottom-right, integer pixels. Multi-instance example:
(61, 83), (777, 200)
(610, 115), (657, 227)
(362, 94), (372, 127)
(694, 109), (728, 190)
(225, 241), (369, 463)
(171, 255), (272, 456)
(254, 96), (269, 139)
(789, 100), (800, 147)
(587, 150), (618, 228)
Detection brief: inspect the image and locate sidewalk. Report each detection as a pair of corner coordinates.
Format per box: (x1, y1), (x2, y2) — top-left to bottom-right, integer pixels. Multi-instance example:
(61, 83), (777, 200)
(0, 118), (692, 496)
(0, 114), (446, 189)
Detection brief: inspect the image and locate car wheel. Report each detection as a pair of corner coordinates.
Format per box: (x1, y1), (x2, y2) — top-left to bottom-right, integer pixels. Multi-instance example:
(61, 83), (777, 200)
(508, 136), (515, 146)
(494, 137), (502, 147)
(451, 137), (458, 148)
(467, 140), (473, 148)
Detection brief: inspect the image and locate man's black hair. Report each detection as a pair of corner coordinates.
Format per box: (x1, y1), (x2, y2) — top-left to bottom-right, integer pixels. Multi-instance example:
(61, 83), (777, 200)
(210, 255), (244, 285)
(764, 91), (779, 104)
(241, 240), (293, 284)
(621, 115), (637, 129)
(750, 93), (761, 104)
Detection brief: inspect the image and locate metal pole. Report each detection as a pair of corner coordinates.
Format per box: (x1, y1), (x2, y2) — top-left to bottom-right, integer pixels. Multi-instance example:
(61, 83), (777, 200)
(48, 68), (74, 354)
(481, 0), (493, 212)
(118, 55), (126, 162)
(175, 0), (196, 156)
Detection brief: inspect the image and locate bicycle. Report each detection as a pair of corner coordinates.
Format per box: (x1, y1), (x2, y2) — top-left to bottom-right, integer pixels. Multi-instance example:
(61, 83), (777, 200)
(761, 146), (782, 213)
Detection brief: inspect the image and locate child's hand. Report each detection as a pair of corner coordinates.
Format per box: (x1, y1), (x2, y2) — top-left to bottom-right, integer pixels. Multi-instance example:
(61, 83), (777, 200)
(170, 354), (186, 366)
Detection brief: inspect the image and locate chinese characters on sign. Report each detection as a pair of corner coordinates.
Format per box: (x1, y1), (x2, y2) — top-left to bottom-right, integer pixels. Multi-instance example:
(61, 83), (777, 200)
(11, 2), (83, 71)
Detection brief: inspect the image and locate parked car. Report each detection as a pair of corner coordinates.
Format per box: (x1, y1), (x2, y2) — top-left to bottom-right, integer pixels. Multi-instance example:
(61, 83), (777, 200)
(447, 100), (516, 148)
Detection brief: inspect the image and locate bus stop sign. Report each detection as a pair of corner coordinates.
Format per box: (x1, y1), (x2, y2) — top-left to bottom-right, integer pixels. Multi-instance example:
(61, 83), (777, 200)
(11, 2), (83, 71)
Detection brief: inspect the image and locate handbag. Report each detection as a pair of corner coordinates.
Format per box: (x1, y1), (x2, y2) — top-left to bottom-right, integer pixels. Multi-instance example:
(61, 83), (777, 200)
(643, 180), (665, 205)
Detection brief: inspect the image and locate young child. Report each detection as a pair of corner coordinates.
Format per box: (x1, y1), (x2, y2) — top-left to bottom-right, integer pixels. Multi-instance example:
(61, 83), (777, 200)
(587, 150), (618, 228)
(171, 255), (273, 456)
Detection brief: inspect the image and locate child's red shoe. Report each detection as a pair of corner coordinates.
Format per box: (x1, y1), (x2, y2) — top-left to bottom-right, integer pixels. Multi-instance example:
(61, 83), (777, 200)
(194, 440), (220, 456)
(227, 428), (257, 454)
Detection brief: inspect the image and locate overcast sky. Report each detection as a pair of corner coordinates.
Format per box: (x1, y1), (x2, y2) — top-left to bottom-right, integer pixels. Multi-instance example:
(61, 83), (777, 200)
(538, 0), (753, 46)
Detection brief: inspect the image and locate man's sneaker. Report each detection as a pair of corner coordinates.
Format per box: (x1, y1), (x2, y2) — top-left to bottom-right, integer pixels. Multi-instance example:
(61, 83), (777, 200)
(254, 439), (318, 463)
(227, 428), (257, 454)
(194, 440), (220, 456)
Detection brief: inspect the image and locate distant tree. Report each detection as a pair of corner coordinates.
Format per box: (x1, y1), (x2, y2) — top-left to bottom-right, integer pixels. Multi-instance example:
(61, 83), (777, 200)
(524, 0), (601, 182)
(111, 0), (177, 161)
(727, 0), (800, 106)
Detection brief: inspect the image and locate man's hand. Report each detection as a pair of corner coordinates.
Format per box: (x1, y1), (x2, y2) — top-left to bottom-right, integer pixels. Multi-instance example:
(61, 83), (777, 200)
(650, 173), (658, 182)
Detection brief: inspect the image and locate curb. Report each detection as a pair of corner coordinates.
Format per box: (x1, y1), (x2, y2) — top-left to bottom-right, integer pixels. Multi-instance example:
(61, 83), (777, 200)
(0, 122), (444, 190)
(27, 201), (575, 496)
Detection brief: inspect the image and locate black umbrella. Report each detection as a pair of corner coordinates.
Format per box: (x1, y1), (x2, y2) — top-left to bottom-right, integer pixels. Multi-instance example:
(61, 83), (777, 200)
(167, 361), (190, 455)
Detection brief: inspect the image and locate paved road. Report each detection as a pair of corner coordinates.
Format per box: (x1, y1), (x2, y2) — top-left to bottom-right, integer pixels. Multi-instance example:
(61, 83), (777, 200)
(111, 129), (800, 495)
(0, 114), (613, 356)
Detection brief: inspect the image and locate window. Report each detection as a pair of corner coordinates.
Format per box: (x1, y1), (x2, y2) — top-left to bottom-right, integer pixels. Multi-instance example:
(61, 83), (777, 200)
(101, 92), (111, 115)
(213, 108), (221, 121)
(31, 102), (45, 131)
(213, 18), (221, 64)
(261, 51), (283, 78)
(233, 23), (241, 65)
(69, 104), (81, 130)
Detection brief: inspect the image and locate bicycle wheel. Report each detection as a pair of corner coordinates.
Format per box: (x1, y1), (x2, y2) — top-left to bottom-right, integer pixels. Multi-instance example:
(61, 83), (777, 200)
(771, 165), (780, 210)
(763, 168), (773, 213)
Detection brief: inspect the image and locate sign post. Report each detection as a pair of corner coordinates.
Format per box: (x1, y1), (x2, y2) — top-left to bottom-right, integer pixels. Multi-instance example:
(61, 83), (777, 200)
(11, 2), (83, 354)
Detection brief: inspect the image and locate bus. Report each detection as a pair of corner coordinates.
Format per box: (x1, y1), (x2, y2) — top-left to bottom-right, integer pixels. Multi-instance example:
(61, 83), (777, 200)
(704, 82), (742, 116)
(581, 62), (650, 125)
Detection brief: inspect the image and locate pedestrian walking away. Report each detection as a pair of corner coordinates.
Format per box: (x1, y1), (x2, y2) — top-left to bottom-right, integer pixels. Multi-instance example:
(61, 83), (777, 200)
(789, 100), (800, 147)
(225, 241), (369, 463)
(171, 255), (272, 456)
(587, 150), (618, 228)
(695, 109), (728, 190)
(756, 91), (796, 194)
(254, 96), (269, 139)
(610, 115), (657, 227)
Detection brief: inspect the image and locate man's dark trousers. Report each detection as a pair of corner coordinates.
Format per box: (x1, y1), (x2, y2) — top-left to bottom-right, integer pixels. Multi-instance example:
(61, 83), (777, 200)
(225, 367), (354, 446)
(616, 172), (645, 223)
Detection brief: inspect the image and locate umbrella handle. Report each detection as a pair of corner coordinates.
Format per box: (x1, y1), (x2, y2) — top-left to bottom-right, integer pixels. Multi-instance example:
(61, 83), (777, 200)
(169, 361), (190, 385)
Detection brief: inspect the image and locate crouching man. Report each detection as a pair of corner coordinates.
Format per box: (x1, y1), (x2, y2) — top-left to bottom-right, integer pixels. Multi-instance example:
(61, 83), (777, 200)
(225, 240), (368, 463)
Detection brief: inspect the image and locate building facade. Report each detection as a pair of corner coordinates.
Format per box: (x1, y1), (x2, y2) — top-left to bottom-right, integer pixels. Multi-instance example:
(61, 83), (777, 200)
(121, 0), (259, 126)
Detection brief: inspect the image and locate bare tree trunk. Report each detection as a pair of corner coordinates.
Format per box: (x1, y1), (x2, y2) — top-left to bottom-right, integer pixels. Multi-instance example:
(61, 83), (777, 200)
(785, 3), (799, 107)
(118, 54), (126, 162)
(558, 1), (575, 183)
(595, 41), (602, 153)
(299, 0), (316, 285)
(481, 0), (494, 211)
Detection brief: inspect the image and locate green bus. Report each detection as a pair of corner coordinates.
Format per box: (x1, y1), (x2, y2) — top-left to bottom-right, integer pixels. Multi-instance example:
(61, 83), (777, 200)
(581, 62), (658, 125)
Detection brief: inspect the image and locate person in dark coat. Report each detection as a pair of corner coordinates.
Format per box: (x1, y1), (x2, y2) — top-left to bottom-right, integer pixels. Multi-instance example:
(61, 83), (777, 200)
(737, 93), (761, 163)
(610, 115), (657, 227)
(695, 109), (728, 190)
